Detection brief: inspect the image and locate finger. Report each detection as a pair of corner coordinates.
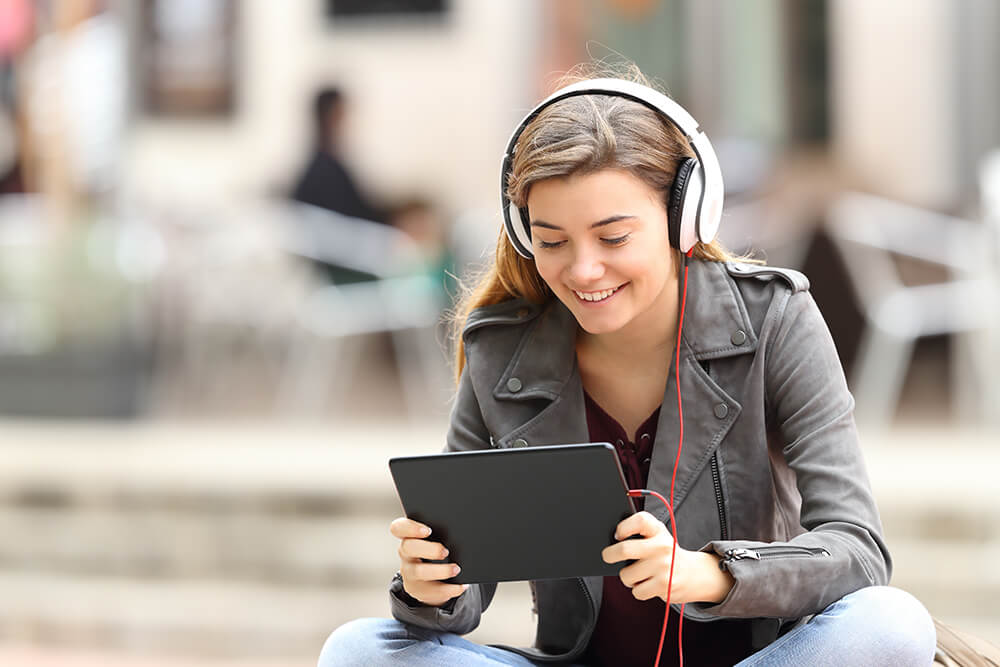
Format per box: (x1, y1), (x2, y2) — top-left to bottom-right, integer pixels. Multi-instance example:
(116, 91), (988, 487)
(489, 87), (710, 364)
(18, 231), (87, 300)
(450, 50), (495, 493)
(604, 535), (653, 564)
(615, 511), (666, 540)
(602, 542), (628, 564)
(407, 561), (462, 582)
(436, 582), (470, 601)
(618, 556), (664, 589)
(631, 576), (662, 602)
(399, 538), (449, 561)
(416, 582), (469, 604)
(390, 517), (432, 539)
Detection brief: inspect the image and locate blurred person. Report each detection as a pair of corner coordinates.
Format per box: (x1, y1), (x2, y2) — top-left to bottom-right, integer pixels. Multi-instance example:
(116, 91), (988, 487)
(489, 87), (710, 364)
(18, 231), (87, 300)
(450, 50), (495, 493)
(20, 0), (125, 220)
(318, 66), (936, 665)
(0, 0), (33, 195)
(291, 86), (390, 285)
(390, 195), (455, 294)
(0, 99), (22, 194)
(291, 86), (385, 225)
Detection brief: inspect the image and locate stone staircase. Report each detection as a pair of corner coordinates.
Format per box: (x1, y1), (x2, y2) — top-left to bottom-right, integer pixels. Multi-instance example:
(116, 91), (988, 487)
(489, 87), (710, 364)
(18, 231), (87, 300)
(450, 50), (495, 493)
(0, 419), (996, 664)
(0, 420), (538, 665)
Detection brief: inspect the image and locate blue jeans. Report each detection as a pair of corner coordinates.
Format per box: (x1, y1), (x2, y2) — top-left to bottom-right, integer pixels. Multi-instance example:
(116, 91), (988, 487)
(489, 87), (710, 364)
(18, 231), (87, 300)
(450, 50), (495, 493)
(319, 586), (936, 666)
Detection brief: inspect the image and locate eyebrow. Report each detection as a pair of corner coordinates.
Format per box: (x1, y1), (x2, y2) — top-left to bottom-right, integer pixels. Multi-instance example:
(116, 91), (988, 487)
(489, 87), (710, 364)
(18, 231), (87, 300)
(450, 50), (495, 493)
(529, 214), (635, 231)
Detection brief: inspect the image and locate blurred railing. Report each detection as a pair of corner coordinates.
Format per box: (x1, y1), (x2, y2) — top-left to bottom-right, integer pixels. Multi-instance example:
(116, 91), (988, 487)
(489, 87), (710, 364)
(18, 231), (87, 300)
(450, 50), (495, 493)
(0, 195), (454, 421)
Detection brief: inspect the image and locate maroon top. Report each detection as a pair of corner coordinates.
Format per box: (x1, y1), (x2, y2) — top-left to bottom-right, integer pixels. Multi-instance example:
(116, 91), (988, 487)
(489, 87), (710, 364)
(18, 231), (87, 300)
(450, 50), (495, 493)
(582, 391), (755, 666)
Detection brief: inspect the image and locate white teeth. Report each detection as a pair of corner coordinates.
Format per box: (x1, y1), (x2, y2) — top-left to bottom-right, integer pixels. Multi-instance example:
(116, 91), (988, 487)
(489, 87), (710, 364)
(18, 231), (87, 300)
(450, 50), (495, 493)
(574, 286), (619, 302)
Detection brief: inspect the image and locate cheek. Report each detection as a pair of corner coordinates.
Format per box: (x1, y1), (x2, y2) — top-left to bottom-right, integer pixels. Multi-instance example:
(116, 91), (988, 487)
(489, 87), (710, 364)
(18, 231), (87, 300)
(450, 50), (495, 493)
(613, 250), (669, 291)
(533, 256), (563, 289)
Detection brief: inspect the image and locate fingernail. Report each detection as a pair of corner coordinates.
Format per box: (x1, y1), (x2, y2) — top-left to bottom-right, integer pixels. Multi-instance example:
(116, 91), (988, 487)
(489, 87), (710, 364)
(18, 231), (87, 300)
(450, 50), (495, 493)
(461, 584), (469, 592)
(452, 565), (461, 575)
(421, 527), (431, 536)
(442, 548), (449, 557)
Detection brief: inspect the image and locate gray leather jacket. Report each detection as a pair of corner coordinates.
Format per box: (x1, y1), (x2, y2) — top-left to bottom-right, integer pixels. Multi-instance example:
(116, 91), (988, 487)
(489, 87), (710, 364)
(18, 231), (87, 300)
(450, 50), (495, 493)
(389, 258), (891, 663)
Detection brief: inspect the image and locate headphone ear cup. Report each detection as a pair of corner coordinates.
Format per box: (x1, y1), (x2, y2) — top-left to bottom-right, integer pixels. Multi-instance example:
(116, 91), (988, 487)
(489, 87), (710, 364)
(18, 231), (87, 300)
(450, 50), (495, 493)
(667, 158), (698, 250)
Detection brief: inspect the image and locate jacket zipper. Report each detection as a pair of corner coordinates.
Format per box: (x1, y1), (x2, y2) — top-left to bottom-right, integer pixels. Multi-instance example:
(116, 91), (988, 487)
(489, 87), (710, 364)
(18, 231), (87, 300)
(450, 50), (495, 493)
(710, 452), (728, 541)
(719, 545), (831, 572)
(567, 578), (597, 661)
(508, 579), (596, 663)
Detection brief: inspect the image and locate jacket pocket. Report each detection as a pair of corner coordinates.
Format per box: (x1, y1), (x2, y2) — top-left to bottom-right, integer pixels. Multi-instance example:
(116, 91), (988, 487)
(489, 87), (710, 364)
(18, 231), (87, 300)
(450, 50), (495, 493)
(719, 545), (831, 572)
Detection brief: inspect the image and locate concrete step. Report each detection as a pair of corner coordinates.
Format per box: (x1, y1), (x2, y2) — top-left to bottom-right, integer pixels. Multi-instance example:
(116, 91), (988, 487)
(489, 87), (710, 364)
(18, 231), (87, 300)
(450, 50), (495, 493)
(0, 424), (994, 586)
(888, 538), (1000, 620)
(0, 570), (536, 660)
(10, 557), (993, 659)
(1, 422), (994, 526)
(0, 507), (399, 585)
(864, 430), (1000, 544)
(0, 645), (305, 667)
(1, 420), (997, 658)
(0, 421), (430, 511)
(3, 499), (998, 594)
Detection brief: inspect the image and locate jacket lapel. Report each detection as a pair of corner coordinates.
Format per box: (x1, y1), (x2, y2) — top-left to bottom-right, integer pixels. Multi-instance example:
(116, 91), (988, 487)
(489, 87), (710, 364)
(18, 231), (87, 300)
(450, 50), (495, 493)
(490, 261), (759, 529)
(646, 260), (757, 528)
(493, 301), (591, 448)
(645, 345), (741, 528)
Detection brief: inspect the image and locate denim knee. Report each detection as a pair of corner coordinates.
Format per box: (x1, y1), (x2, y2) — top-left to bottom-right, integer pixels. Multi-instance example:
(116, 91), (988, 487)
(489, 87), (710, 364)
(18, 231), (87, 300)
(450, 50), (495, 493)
(845, 586), (936, 664)
(318, 617), (400, 667)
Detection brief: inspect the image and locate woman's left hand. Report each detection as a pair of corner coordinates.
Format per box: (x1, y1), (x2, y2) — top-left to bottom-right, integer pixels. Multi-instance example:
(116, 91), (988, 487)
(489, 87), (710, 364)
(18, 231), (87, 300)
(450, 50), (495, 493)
(601, 511), (734, 604)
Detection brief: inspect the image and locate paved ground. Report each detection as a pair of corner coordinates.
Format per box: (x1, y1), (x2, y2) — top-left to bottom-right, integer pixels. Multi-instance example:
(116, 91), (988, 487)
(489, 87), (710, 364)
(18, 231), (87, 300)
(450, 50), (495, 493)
(0, 416), (997, 665)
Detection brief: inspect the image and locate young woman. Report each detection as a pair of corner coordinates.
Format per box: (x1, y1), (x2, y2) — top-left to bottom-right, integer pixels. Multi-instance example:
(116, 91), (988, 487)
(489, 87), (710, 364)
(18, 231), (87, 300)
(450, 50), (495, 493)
(320, 68), (937, 666)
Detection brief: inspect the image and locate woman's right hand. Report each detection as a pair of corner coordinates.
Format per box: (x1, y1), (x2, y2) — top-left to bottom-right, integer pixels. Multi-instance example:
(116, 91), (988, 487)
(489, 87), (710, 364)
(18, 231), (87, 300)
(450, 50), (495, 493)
(390, 517), (469, 607)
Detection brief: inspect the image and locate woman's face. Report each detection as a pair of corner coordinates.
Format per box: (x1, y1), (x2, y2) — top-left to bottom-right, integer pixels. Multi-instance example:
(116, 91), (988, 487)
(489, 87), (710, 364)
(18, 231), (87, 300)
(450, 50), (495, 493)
(527, 168), (677, 336)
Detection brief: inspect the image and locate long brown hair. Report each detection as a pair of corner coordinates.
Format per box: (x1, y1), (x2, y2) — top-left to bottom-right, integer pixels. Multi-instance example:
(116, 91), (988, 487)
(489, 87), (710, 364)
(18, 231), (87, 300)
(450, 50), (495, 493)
(451, 64), (751, 382)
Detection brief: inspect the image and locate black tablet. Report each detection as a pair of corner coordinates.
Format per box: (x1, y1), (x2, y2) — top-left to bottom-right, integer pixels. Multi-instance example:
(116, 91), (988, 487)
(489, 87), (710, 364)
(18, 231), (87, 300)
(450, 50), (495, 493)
(388, 443), (636, 584)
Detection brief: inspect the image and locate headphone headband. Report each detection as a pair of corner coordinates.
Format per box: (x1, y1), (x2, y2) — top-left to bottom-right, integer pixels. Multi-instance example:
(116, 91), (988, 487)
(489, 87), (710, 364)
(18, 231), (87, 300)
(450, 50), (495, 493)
(500, 78), (724, 258)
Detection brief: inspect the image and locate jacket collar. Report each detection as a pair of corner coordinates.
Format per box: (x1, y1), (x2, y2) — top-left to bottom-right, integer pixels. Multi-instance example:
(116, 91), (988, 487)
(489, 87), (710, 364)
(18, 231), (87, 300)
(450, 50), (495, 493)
(680, 258), (760, 359)
(492, 258), (758, 401)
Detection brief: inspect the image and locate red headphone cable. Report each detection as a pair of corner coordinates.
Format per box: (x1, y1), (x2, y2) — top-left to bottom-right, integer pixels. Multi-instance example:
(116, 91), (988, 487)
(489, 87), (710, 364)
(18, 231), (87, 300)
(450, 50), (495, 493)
(626, 248), (693, 667)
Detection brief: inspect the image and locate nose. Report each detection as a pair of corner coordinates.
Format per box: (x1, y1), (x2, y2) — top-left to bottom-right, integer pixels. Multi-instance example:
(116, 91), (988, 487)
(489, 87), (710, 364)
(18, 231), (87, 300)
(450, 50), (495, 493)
(567, 247), (605, 285)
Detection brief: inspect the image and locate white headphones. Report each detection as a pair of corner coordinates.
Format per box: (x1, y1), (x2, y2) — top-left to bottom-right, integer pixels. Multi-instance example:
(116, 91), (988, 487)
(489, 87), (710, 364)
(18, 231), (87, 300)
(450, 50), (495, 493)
(500, 78), (725, 258)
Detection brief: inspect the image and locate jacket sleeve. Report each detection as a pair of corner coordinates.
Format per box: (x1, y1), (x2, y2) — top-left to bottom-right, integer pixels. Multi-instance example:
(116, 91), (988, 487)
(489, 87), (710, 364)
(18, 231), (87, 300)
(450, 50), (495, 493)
(388, 364), (499, 634)
(691, 289), (892, 620)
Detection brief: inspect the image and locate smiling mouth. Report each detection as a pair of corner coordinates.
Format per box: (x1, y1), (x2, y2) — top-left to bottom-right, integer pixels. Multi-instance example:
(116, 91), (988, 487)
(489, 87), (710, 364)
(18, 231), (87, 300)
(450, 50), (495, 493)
(573, 284), (625, 303)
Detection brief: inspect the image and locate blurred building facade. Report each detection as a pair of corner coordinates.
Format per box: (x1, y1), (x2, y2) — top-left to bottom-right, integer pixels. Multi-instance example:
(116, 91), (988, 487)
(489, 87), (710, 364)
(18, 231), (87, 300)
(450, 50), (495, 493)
(0, 1), (999, 664)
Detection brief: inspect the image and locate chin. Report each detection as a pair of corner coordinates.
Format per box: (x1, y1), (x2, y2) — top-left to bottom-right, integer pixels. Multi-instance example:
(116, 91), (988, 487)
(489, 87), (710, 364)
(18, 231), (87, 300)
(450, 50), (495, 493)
(573, 313), (629, 335)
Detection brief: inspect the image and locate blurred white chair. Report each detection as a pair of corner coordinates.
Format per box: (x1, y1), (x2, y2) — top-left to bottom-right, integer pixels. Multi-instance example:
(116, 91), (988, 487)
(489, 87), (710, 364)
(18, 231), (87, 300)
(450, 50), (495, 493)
(826, 192), (999, 430)
(0, 195), (48, 355)
(268, 201), (451, 419)
(978, 150), (1000, 427)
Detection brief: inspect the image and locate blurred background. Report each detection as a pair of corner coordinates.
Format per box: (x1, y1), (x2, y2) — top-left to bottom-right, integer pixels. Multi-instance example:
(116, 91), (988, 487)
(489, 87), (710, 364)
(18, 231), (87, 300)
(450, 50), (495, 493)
(0, 0), (998, 665)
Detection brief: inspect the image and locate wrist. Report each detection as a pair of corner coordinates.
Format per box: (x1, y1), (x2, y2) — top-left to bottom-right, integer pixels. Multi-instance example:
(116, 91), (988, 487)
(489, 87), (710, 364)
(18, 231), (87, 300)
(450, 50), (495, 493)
(695, 551), (735, 603)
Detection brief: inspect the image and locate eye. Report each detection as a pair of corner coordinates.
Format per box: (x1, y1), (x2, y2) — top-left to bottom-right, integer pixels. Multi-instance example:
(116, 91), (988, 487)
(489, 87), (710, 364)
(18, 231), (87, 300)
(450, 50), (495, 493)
(601, 234), (631, 246)
(536, 239), (566, 250)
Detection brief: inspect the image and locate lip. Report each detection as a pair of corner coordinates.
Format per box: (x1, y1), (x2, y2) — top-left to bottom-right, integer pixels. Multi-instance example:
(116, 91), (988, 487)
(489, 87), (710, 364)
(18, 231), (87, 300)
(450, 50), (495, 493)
(571, 283), (627, 306)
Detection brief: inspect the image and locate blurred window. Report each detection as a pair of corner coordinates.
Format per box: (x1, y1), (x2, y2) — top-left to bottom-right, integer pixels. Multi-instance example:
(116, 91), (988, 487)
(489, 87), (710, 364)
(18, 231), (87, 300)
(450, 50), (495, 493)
(326, 0), (447, 19)
(588, 0), (829, 147)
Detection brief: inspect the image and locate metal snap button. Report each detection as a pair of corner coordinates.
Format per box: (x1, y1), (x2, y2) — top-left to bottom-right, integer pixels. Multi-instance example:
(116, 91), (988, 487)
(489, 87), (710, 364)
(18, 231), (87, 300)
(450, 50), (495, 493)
(640, 433), (651, 441)
(513, 438), (528, 448)
(714, 403), (729, 419)
(731, 330), (747, 346)
(506, 377), (522, 392)
(615, 439), (624, 448)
